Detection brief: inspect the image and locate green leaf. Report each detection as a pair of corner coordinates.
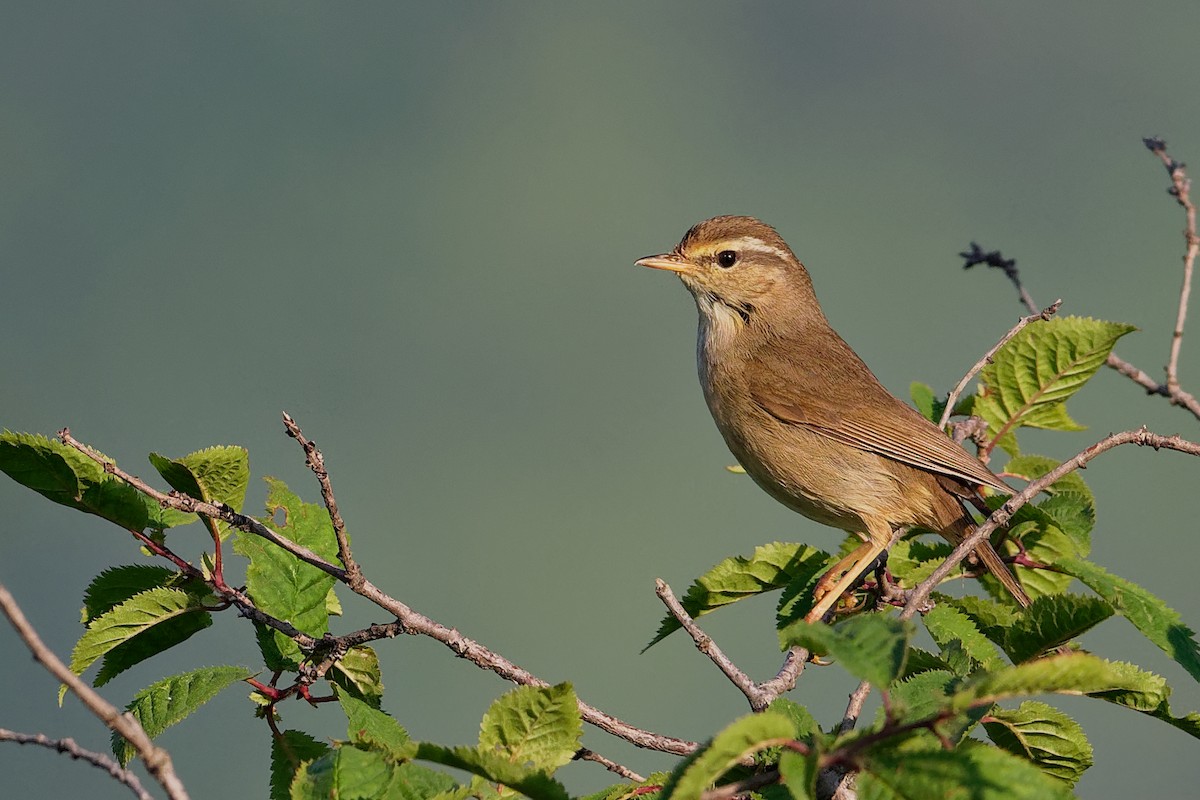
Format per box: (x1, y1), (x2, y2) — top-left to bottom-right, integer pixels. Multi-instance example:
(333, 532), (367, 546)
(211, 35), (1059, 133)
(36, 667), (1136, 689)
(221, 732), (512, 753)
(883, 671), (960, 726)
(340, 692), (411, 761)
(975, 316), (1136, 454)
(1086, 661), (1200, 738)
(982, 701), (1093, 787)
(937, 596), (1019, 646)
(0, 431), (150, 531)
(1000, 593), (1114, 663)
(235, 478), (338, 664)
(1059, 557), (1200, 683)
(578, 774), (669, 800)
(271, 730), (330, 800)
(1003, 455), (1095, 541)
(909, 382), (937, 422)
(95, 604), (213, 687)
(662, 712), (796, 800)
(779, 615), (911, 687)
(857, 738), (1072, 800)
(777, 748), (819, 800)
(81, 565), (179, 622)
(330, 646), (385, 708)
(478, 683), (582, 773)
(113, 665), (253, 765)
(413, 743), (569, 800)
(70, 587), (210, 679)
(387, 763), (459, 800)
(644, 542), (831, 650)
(950, 653), (1159, 712)
(148, 445), (249, 512)
(291, 745), (396, 800)
(766, 698), (821, 742)
(922, 601), (1004, 672)
(993, 506), (1078, 600)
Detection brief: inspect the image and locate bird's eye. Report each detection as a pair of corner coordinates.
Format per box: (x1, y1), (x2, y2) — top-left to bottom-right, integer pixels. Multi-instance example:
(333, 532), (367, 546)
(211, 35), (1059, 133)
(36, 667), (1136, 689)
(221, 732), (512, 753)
(716, 250), (738, 268)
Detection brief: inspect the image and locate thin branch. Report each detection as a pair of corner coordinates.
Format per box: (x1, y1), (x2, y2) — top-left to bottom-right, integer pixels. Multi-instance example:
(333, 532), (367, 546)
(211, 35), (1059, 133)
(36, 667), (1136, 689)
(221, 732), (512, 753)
(938, 300), (1062, 429)
(574, 748), (645, 782)
(348, 575), (698, 754)
(837, 680), (873, 735)
(59, 428), (348, 582)
(962, 234), (1200, 421)
(960, 243), (1038, 314)
(0, 728), (154, 800)
(1144, 137), (1199, 394)
(900, 428), (1200, 621)
(756, 646), (810, 704)
(58, 425), (697, 757)
(282, 412), (359, 582)
(0, 584), (190, 800)
(655, 579), (766, 709)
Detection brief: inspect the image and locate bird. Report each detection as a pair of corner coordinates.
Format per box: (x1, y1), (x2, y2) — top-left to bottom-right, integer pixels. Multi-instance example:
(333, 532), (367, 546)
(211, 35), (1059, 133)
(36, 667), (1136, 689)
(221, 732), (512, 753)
(637, 215), (1031, 622)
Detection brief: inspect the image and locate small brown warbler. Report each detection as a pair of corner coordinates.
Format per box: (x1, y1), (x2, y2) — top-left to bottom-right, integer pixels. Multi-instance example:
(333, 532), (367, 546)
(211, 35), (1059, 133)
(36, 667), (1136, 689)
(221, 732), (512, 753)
(638, 215), (1030, 622)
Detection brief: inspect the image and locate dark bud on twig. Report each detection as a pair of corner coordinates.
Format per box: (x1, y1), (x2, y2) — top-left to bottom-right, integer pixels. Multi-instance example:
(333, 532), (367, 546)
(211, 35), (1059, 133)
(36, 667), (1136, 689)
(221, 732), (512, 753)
(1143, 136), (1167, 152)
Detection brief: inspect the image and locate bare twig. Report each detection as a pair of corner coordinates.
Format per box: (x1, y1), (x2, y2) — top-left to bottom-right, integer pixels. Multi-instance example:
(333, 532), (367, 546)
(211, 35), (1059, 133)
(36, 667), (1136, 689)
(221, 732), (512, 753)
(574, 748), (645, 782)
(655, 579), (768, 709)
(900, 428), (1200, 621)
(1144, 137), (1199, 394)
(0, 728), (154, 800)
(837, 680), (874, 735)
(0, 584), (190, 800)
(282, 412), (359, 582)
(961, 243), (1038, 314)
(937, 300), (1062, 429)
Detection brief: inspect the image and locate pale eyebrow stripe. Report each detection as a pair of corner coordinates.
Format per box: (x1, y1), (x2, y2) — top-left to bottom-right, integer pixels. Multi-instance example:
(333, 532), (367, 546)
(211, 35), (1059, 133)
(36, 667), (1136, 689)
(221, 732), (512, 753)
(725, 236), (790, 260)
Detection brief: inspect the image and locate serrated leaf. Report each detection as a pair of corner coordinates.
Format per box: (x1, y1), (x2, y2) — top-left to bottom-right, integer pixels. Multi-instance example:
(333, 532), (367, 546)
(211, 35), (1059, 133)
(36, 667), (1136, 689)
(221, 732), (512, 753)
(645, 543), (832, 650)
(975, 316), (1136, 453)
(291, 745), (395, 800)
(340, 692), (411, 761)
(271, 730), (330, 800)
(235, 478), (338, 663)
(857, 738), (1072, 800)
(923, 601), (1005, 672)
(950, 653), (1158, 712)
(330, 646), (384, 708)
(478, 683), (582, 773)
(1001, 594), (1114, 663)
(662, 713), (796, 800)
(113, 665), (253, 765)
(95, 606), (213, 686)
(1003, 455), (1095, 541)
(70, 587), (209, 678)
(883, 671), (960, 726)
(983, 701), (1093, 786)
(937, 596), (1019, 646)
(148, 445), (249, 512)
(81, 565), (179, 622)
(997, 512), (1078, 600)
(0, 431), (150, 531)
(413, 743), (569, 800)
(1059, 557), (1200, 683)
(779, 615), (911, 687)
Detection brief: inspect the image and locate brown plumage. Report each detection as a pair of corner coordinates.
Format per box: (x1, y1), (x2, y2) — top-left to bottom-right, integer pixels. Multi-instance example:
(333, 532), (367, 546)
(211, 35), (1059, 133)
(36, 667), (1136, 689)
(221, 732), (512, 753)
(638, 215), (1030, 621)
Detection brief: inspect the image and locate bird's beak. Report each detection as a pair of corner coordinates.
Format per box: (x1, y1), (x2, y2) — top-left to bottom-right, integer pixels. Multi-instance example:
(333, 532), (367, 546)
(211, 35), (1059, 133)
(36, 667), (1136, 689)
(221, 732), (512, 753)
(635, 253), (692, 273)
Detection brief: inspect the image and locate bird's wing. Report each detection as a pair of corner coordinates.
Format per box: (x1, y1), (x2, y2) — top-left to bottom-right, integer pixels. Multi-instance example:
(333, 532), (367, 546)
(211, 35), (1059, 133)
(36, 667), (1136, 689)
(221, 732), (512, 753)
(746, 347), (1011, 495)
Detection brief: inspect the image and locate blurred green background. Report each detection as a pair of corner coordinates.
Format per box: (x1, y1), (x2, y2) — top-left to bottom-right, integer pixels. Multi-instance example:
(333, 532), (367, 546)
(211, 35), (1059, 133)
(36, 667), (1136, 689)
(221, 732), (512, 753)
(3, 2), (1199, 797)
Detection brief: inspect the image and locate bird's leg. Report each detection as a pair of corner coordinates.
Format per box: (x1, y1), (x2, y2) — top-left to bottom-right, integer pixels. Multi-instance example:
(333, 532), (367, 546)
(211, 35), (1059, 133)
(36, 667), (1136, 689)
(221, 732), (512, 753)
(805, 539), (890, 623)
